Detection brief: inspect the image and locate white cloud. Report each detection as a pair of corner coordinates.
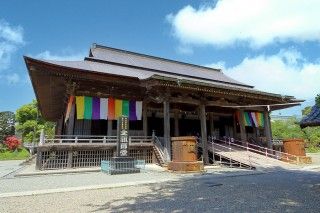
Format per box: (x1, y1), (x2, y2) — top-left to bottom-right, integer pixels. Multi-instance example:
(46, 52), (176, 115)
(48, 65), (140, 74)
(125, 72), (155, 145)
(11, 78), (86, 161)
(168, 0), (320, 48)
(0, 20), (23, 44)
(6, 73), (20, 84)
(0, 20), (24, 70)
(34, 50), (85, 61)
(176, 45), (193, 55)
(207, 49), (320, 100)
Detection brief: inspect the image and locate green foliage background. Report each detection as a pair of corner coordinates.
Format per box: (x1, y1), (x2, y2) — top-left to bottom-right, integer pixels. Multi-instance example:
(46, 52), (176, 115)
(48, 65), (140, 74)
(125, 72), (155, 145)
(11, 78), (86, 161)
(15, 100), (55, 143)
(271, 104), (320, 152)
(0, 111), (15, 142)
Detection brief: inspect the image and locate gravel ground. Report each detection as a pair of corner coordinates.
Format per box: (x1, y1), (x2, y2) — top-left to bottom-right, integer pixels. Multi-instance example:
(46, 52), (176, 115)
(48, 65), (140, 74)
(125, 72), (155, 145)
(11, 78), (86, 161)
(1, 169), (319, 213)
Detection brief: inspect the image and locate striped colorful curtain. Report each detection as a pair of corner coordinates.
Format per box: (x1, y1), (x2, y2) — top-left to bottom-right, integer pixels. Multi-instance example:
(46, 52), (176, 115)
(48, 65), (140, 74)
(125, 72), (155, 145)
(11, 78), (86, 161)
(108, 98), (115, 120)
(256, 112), (265, 127)
(136, 101), (142, 120)
(115, 99), (123, 119)
(84, 96), (93, 119)
(129, 100), (137, 121)
(243, 112), (252, 126)
(100, 98), (108, 120)
(74, 96), (142, 121)
(242, 111), (265, 127)
(122, 100), (129, 117)
(76, 96), (85, 119)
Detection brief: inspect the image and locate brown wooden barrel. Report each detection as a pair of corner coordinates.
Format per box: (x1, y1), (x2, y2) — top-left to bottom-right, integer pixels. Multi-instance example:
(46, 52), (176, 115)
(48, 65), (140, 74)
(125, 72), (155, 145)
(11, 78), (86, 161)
(171, 136), (197, 162)
(282, 139), (306, 156)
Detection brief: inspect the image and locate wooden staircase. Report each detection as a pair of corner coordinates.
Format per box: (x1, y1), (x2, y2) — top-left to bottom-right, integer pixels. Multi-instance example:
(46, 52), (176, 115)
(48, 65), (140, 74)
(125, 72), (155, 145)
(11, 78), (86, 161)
(153, 145), (166, 167)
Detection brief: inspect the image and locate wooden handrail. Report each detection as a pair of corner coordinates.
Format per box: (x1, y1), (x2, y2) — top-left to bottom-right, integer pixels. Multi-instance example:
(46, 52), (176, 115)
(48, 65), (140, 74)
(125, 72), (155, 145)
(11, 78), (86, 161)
(44, 135), (153, 144)
(214, 138), (298, 163)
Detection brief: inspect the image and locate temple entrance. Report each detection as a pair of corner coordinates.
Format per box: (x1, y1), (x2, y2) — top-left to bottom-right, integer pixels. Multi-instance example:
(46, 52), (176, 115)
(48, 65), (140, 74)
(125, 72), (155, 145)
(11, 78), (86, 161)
(179, 118), (201, 136)
(213, 115), (234, 138)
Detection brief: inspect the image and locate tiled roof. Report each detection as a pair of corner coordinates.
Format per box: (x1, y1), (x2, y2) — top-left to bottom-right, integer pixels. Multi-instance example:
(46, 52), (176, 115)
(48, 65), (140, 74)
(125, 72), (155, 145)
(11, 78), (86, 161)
(300, 105), (320, 128)
(36, 59), (286, 98)
(88, 44), (253, 88)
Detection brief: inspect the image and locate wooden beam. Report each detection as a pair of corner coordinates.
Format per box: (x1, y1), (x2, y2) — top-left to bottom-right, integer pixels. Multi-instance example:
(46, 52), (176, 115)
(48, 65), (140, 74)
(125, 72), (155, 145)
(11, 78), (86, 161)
(143, 101), (148, 136)
(264, 109), (273, 148)
(107, 120), (113, 136)
(238, 109), (247, 143)
(199, 103), (209, 164)
(163, 100), (171, 161)
(209, 112), (214, 136)
(174, 110), (179, 137)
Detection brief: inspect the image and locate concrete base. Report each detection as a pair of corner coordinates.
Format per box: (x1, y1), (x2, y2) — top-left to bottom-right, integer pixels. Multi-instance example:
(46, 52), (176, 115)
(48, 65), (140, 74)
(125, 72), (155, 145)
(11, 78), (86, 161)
(168, 161), (204, 172)
(109, 157), (140, 175)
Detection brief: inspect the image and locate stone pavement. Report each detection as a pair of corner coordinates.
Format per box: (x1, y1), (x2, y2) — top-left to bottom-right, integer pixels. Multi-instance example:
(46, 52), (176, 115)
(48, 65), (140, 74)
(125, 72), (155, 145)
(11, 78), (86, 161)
(0, 160), (24, 178)
(0, 161), (260, 198)
(1, 168), (320, 213)
(1, 155), (319, 200)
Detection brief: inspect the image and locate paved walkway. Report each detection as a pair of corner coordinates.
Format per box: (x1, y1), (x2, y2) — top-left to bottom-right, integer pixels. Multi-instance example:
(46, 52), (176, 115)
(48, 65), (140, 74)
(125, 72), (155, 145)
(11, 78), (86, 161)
(0, 160), (24, 178)
(1, 169), (319, 212)
(0, 162), (260, 198)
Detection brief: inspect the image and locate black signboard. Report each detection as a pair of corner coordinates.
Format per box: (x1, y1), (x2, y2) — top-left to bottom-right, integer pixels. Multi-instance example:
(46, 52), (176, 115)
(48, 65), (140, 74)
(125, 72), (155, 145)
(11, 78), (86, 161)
(117, 116), (129, 157)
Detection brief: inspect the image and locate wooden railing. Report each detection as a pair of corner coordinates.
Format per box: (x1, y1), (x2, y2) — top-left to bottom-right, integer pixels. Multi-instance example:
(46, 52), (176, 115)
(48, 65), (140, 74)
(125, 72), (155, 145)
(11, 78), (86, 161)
(213, 137), (299, 164)
(43, 135), (153, 145)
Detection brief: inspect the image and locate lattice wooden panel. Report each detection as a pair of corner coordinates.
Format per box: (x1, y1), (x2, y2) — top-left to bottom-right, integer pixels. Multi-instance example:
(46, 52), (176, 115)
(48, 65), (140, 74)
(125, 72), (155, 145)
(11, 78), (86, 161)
(41, 151), (68, 170)
(72, 150), (113, 168)
(129, 148), (153, 163)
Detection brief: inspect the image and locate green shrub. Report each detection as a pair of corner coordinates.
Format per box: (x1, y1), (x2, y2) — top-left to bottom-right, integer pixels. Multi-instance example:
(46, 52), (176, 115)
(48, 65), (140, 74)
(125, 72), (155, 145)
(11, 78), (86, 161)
(0, 148), (30, 160)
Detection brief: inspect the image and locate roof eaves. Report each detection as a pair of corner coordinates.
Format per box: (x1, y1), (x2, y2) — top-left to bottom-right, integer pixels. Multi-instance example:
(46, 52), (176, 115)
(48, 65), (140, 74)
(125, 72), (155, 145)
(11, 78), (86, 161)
(149, 74), (292, 100)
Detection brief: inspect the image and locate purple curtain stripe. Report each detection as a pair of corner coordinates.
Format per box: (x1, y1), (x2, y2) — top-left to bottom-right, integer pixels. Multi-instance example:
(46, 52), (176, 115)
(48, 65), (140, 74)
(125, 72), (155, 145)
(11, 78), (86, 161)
(92, 97), (100, 120)
(129, 100), (137, 120)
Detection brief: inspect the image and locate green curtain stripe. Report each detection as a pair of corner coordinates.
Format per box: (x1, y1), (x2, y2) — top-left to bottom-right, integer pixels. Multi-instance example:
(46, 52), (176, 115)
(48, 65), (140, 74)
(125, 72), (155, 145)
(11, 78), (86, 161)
(122, 100), (129, 116)
(244, 112), (251, 126)
(260, 113), (265, 127)
(84, 96), (93, 119)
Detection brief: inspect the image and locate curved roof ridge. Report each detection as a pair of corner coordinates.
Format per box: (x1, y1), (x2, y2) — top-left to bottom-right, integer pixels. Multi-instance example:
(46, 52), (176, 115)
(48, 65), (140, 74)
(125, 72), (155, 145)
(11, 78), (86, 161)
(91, 43), (222, 73)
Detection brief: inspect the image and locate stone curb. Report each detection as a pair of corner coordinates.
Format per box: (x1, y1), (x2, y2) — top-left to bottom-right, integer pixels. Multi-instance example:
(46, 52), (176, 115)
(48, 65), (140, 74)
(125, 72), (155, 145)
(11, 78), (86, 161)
(0, 178), (178, 198)
(15, 168), (101, 177)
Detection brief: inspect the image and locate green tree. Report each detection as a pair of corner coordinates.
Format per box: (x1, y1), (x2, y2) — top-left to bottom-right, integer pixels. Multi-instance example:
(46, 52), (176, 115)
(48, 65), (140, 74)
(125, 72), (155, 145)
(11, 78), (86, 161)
(15, 100), (55, 143)
(0, 111), (15, 142)
(300, 103), (320, 151)
(316, 94), (320, 107)
(271, 117), (305, 139)
(302, 106), (312, 116)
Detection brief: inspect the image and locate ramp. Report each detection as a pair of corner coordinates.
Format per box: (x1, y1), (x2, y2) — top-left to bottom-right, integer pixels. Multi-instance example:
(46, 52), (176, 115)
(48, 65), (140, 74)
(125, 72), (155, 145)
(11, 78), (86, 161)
(208, 140), (299, 170)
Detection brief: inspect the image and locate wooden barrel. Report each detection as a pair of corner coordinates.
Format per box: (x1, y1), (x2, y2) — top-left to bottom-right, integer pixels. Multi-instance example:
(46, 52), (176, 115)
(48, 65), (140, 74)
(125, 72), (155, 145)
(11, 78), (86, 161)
(168, 136), (203, 172)
(282, 139), (306, 156)
(171, 136), (197, 162)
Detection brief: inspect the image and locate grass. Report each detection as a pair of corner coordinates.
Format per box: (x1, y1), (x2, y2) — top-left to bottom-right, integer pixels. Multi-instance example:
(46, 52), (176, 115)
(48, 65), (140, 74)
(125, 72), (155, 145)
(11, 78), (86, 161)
(306, 146), (320, 153)
(0, 148), (30, 160)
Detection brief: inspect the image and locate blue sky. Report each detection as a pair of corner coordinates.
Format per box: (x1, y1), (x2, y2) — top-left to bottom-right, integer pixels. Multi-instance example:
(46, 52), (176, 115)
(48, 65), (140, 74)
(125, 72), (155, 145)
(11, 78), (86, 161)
(0, 0), (319, 117)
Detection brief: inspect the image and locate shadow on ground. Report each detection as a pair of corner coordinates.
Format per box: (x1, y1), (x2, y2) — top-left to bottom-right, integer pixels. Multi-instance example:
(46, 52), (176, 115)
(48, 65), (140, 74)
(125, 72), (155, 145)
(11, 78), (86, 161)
(86, 167), (320, 212)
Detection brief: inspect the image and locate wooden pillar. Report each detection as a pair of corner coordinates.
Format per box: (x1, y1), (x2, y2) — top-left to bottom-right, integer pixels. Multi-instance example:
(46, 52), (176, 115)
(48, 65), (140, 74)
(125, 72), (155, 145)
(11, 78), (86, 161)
(209, 112), (214, 137)
(107, 120), (113, 136)
(174, 110), (179, 137)
(163, 100), (171, 161)
(199, 104), (209, 164)
(56, 116), (64, 135)
(264, 109), (273, 149)
(143, 102), (148, 136)
(66, 103), (75, 135)
(232, 112), (237, 139)
(238, 109), (247, 143)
